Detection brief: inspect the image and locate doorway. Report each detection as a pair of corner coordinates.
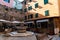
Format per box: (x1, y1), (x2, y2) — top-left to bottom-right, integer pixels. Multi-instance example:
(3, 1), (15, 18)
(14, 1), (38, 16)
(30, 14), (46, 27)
(37, 21), (48, 33)
(41, 22), (48, 33)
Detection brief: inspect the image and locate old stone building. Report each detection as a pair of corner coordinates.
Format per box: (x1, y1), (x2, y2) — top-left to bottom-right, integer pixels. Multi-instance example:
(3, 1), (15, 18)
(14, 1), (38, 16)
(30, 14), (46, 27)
(0, 4), (24, 21)
(0, 4), (24, 32)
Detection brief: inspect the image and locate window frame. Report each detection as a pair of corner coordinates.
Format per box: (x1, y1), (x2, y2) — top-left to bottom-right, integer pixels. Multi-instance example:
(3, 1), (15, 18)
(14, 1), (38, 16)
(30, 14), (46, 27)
(35, 3), (38, 8)
(35, 13), (38, 18)
(45, 10), (49, 16)
(28, 6), (32, 10)
(44, 0), (48, 5)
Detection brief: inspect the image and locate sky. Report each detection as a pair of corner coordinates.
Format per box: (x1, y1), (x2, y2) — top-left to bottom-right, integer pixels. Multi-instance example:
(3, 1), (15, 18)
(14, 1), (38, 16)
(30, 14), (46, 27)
(18, 0), (24, 2)
(13, 0), (24, 9)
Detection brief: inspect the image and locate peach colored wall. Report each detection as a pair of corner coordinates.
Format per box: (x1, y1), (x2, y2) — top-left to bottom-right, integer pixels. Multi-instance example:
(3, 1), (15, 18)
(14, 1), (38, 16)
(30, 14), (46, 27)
(23, 0), (59, 19)
(0, 0), (14, 8)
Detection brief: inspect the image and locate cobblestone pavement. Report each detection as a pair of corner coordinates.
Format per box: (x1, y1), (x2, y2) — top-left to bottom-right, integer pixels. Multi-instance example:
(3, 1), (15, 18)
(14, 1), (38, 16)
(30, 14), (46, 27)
(0, 32), (37, 40)
(52, 35), (60, 40)
(0, 35), (37, 40)
(35, 33), (60, 40)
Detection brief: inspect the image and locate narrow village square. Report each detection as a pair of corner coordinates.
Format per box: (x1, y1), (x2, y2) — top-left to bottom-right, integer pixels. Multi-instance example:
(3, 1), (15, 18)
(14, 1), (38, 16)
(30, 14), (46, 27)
(0, 0), (60, 40)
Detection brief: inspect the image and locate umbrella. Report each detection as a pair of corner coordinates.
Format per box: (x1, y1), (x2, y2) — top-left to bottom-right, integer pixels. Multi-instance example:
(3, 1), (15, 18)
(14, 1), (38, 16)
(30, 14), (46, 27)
(0, 19), (11, 23)
(0, 19), (6, 22)
(11, 21), (24, 23)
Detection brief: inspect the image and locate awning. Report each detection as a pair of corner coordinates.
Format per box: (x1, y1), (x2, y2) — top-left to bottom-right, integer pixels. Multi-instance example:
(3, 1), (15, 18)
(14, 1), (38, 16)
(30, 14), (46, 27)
(11, 21), (24, 23)
(25, 21), (34, 24)
(36, 19), (49, 22)
(0, 19), (11, 23)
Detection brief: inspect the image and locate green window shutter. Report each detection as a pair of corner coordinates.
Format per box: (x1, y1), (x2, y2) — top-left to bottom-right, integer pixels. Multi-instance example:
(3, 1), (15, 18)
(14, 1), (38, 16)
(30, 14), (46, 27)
(28, 6), (32, 10)
(35, 13), (38, 18)
(24, 8), (27, 12)
(29, 0), (32, 2)
(44, 0), (48, 4)
(35, 3), (38, 8)
(45, 10), (49, 16)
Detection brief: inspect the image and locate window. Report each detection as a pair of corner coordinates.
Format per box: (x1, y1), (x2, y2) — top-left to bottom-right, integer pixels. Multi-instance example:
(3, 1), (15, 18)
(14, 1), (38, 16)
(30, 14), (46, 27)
(28, 6), (32, 10)
(28, 15), (30, 19)
(44, 0), (48, 4)
(28, 14), (33, 19)
(4, 0), (10, 3)
(30, 14), (33, 18)
(35, 13), (38, 18)
(20, 9), (23, 11)
(35, 3), (38, 8)
(25, 16), (27, 20)
(24, 1), (26, 5)
(45, 10), (49, 16)
(29, 0), (32, 2)
(5, 8), (8, 11)
(24, 8), (27, 12)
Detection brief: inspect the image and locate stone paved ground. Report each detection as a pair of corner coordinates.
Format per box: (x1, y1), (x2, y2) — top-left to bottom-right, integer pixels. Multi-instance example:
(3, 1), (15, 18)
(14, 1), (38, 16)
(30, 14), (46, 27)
(35, 33), (60, 40)
(52, 35), (60, 40)
(0, 32), (60, 40)
(0, 35), (36, 40)
(0, 32), (37, 40)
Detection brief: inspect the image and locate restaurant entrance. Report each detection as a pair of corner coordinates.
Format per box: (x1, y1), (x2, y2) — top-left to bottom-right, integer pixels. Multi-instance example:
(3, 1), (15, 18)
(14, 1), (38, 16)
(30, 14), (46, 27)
(41, 22), (48, 33)
(37, 20), (48, 33)
(36, 19), (54, 35)
(25, 21), (36, 32)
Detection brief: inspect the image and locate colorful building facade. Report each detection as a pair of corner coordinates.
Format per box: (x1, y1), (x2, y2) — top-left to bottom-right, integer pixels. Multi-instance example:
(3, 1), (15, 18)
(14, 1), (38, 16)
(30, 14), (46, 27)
(22, 0), (60, 35)
(0, 0), (14, 7)
(0, 0), (23, 9)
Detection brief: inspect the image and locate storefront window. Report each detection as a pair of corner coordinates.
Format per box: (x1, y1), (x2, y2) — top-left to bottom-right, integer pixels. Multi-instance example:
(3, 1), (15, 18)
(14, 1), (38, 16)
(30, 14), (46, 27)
(37, 22), (41, 28)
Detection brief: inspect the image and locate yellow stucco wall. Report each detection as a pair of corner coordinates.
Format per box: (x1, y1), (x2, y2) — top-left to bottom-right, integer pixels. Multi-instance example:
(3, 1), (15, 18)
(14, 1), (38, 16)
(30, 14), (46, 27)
(23, 0), (60, 20)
